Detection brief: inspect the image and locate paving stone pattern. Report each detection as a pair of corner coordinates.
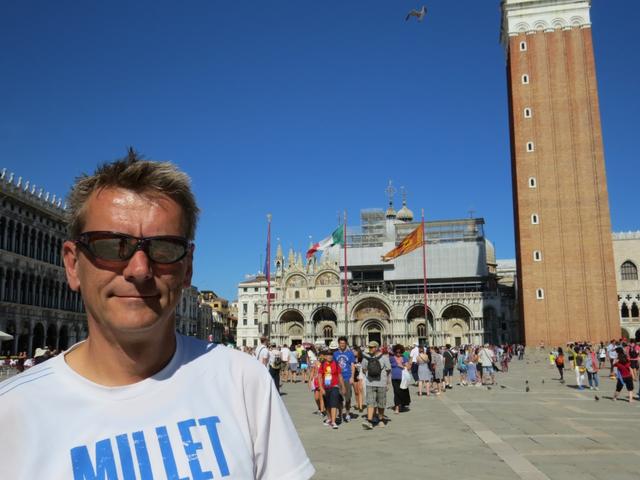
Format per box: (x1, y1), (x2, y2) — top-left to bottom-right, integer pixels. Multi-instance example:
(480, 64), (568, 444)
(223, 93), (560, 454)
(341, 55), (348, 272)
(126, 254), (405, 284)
(282, 352), (640, 479)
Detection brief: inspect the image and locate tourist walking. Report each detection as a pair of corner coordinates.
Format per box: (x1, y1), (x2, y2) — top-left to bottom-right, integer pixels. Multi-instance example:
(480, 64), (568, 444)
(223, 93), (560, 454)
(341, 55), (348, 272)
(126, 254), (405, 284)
(574, 347), (586, 390)
(555, 347), (565, 382)
(318, 348), (345, 429)
(612, 348), (634, 404)
(478, 344), (495, 386)
(457, 347), (468, 386)
(333, 336), (356, 422)
(431, 347), (445, 394)
(598, 343), (607, 369)
(443, 344), (455, 389)
(390, 345), (411, 413)
(585, 346), (599, 390)
(416, 346), (432, 396)
(362, 341), (392, 430)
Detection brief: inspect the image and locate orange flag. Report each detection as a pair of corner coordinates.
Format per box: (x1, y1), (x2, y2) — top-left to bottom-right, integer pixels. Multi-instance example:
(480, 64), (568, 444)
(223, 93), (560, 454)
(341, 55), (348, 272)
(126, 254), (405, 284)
(381, 224), (423, 262)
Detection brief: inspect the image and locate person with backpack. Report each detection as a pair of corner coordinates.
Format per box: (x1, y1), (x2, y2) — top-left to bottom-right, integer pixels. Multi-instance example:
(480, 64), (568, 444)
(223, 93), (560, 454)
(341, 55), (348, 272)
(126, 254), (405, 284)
(361, 341), (391, 430)
(268, 344), (283, 394)
(555, 347), (565, 382)
(317, 347), (345, 429)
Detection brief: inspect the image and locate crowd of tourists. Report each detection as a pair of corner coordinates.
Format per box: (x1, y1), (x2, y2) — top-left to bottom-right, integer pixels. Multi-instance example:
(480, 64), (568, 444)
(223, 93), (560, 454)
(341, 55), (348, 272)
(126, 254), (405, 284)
(250, 336), (524, 430)
(548, 339), (638, 403)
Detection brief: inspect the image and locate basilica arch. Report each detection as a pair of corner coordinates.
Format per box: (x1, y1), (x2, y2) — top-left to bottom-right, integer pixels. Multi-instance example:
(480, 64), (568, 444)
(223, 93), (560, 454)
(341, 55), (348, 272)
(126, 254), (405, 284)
(441, 304), (472, 346)
(277, 309), (305, 346)
(352, 297), (391, 346)
(311, 306), (337, 343)
(405, 304), (434, 345)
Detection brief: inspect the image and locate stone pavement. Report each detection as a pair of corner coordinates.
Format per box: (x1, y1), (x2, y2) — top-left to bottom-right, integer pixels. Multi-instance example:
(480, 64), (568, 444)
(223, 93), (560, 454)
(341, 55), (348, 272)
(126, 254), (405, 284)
(281, 353), (640, 479)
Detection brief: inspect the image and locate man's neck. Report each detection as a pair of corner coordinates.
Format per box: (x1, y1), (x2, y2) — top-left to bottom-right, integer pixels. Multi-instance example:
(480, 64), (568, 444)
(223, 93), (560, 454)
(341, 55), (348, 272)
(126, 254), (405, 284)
(64, 322), (177, 387)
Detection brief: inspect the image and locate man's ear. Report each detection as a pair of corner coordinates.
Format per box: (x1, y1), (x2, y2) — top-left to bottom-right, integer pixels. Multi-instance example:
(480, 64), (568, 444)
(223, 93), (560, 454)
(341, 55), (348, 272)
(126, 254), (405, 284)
(182, 244), (194, 288)
(63, 240), (81, 292)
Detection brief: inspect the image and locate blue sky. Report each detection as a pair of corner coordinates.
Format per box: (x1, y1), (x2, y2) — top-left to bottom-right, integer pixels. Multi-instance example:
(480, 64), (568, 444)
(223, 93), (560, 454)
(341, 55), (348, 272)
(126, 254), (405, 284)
(1, 1), (638, 300)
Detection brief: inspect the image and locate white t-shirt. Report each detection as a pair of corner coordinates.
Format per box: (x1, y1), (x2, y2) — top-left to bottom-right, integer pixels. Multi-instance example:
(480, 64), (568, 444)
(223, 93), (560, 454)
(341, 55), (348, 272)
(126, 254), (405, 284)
(288, 350), (298, 365)
(0, 334), (314, 480)
(409, 347), (419, 363)
(256, 344), (270, 366)
(479, 348), (494, 367)
(280, 347), (290, 362)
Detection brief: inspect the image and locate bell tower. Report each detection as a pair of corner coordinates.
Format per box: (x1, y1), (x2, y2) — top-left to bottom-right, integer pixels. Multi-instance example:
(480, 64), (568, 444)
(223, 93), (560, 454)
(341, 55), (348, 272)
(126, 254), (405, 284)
(501, 0), (619, 345)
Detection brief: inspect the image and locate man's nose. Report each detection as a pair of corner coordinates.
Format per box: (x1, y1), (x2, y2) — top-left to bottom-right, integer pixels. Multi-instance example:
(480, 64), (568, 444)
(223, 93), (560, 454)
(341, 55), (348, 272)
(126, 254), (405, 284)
(123, 249), (153, 281)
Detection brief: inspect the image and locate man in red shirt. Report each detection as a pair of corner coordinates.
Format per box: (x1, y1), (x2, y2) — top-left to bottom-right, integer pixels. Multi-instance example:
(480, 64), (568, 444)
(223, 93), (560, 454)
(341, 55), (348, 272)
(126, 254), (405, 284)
(318, 347), (346, 429)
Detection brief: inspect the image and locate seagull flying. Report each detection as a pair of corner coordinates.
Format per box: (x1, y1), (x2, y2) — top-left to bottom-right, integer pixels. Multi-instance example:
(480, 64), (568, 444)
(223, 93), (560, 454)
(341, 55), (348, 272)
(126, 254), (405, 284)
(405, 6), (427, 22)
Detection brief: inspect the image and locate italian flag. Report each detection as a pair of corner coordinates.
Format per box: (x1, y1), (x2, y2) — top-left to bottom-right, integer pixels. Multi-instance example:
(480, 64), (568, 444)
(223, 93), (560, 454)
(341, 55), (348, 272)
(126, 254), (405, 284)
(306, 225), (344, 259)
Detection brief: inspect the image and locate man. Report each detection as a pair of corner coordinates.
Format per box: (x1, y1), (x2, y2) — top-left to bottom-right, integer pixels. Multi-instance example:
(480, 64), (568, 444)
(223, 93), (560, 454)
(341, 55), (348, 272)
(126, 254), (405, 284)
(318, 347), (345, 429)
(268, 343), (283, 393)
(409, 342), (420, 383)
(280, 343), (290, 383)
(332, 336), (356, 422)
(256, 335), (270, 366)
(442, 344), (455, 389)
(478, 343), (496, 386)
(361, 341), (391, 430)
(0, 153), (314, 479)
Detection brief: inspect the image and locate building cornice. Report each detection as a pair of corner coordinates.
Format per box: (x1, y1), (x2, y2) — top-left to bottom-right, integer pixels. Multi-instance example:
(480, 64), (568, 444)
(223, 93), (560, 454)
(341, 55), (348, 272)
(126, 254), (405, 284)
(613, 231), (640, 241)
(500, 0), (591, 51)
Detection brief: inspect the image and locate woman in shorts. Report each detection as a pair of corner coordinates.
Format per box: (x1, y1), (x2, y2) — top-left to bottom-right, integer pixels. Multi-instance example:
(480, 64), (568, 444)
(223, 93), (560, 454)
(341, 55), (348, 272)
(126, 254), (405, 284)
(308, 347), (325, 416)
(431, 346), (444, 395)
(288, 345), (299, 383)
(457, 347), (468, 386)
(353, 347), (364, 412)
(613, 348), (634, 404)
(416, 346), (432, 396)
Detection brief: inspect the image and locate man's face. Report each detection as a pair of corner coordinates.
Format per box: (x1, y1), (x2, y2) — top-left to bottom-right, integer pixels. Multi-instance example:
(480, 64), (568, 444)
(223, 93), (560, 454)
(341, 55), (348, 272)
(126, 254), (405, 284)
(63, 188), (193, 338)
(338, 339), (347, 351)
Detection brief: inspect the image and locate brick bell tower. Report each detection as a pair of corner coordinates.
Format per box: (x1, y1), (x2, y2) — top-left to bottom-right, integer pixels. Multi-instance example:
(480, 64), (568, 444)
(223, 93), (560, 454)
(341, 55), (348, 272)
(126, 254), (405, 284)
(500, 0), (620, 346)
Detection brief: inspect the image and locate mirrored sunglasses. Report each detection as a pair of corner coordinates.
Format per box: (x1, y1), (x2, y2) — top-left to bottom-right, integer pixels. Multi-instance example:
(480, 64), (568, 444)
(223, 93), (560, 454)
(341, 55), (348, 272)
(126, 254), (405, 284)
(75, 231), (191, 264)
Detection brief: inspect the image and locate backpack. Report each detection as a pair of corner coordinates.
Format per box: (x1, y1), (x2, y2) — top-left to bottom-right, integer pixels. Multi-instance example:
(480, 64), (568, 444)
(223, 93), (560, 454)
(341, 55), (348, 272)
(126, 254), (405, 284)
(555, 354), (564, 366)
(272, 355), (282, 370)
(367, 354), (383, 380)
(299, 350), (308, 364)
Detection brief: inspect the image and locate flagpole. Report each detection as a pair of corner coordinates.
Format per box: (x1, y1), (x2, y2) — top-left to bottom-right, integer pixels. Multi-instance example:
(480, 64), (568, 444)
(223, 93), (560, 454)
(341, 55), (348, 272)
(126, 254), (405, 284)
(421, 209), (429, 344)
(343, 211), (348, 340)
(267, 213), (272, 342)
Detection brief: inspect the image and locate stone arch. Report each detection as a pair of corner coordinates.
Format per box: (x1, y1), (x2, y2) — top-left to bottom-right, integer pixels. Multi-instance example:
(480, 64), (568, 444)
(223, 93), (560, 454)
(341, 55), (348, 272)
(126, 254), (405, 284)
(311, 307), (338, 338)
(1, 319), (16, 355)
(621, 303), (630, 318)
(314, 271), (339, 287)
(570, 15), (586, 27)
(441, 304), (472, 346)
(632, 303), (639, 319)
(532, 19), (549, 31)
(33, 322), (45, 350)
(46, 323), (58, 349)
(18, 321), (30, 353)
(353, 298), (391, 346)
(351, 297), (391, 322)
(514, 22), (530, 33)
(405, 304), (434, 336)
(59, 325), (69, 350)
(551, 17), (568, 29)
(483, 306), (499, 344)
(621, 327), (631, 340)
